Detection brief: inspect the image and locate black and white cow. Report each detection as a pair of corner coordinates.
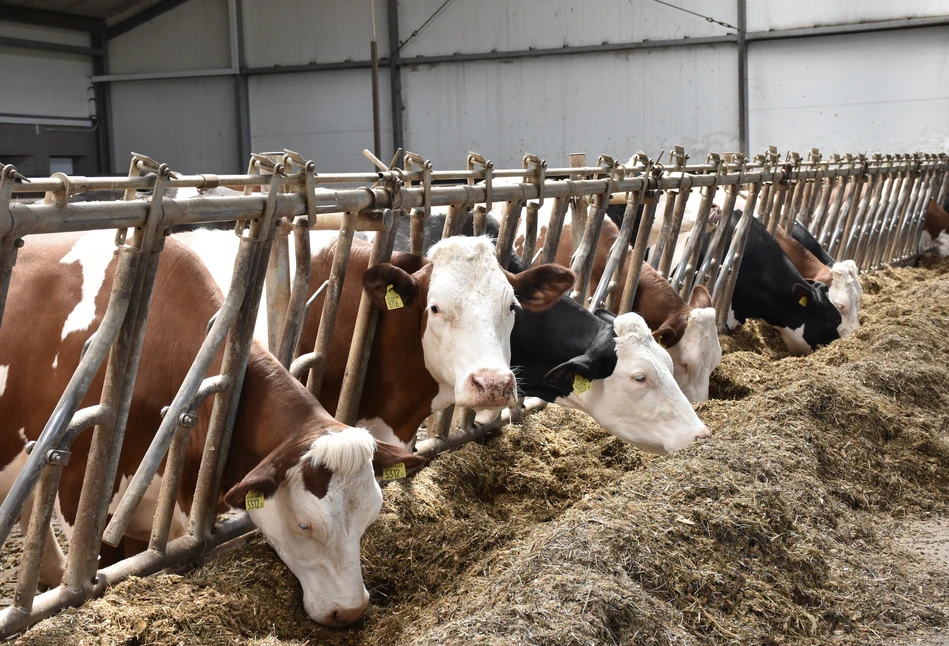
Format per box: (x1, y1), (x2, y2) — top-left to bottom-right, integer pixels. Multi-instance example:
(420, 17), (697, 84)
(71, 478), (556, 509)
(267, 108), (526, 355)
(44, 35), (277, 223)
(717, 210), (842, 354)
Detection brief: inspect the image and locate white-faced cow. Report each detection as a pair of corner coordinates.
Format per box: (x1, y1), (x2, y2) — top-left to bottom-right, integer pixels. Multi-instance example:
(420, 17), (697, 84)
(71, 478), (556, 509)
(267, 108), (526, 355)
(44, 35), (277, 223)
(389, 214), (711, 453)
(181, 231), (575, 450)
(0, 230), (423, 627)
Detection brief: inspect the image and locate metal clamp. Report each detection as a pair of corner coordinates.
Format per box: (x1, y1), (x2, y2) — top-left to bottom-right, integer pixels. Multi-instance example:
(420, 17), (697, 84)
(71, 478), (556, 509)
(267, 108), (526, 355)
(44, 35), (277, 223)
(404, 151), (432, 218)
(522, 153), (546, 207)
(467, 152), (493, 213)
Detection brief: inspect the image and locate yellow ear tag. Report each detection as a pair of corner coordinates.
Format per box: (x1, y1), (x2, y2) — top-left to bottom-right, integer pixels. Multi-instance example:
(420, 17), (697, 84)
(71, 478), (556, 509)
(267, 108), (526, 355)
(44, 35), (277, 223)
(798, 295), (808, 307)
(385, 284), (404, 310)
(245, 489), (265, 511)
(573, 374), (591, 395)
(382, 462), (407, 481)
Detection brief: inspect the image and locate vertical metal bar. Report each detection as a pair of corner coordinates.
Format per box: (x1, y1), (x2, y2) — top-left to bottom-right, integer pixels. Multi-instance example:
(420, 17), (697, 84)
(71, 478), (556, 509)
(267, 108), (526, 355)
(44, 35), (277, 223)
(336, 222), (394, 425)
(541, 194), (570, 265)
(570, 163), (615, 302)
(591, 186), (644, 311)
(809, 171), (835, 236)
(409, 209), (425, 255)
(276, 218), (313, 368)
(657, 179), (693, 279)
(568, 153), (588, 254)
(496, 200), (522, 269)
(472, 205), (487, 237)
(818, 173), (850, 248)
(522, 201), (540, 265)
(673, 182), (717, 299)
(11, 462), (63, 615)
(370, 38), (382, 160)
(902, 161), (938, 259)
(737, 0), (748, 155)
(857, 165), (897, 269)
(387, 0), (404, 158)
(871, 163), (909, 268)
(764, 175), (786, 237)
(148, 421), (192, 554)
(0, 165), (21, 331)
(191, 188), (283, 540)
(91, 32), (112, 174)
(887, 163), (924, 262)
(617, 184), (660, 315)
(265, 222), (291, 353)
(306, 211), (359, 398)
(649, 190), (677, 270)
(842, 165), (880, 261)
(713, 182), (762, 329)
(442, 204), (466, 239)
(232, 0), (250, 170)
(696, 183), (740, 292)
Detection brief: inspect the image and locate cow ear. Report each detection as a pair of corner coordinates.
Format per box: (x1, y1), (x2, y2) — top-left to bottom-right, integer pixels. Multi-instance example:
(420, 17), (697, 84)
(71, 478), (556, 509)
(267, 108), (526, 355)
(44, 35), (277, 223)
(363, 263), (420, 310)
(223, 461), (280, 509)
(652, 322), (677, 348)
(372, 441), (427, 479)
(688, 284), (712, 309)
(544, 356), (593, 397)
(509, 264), (575, 312)
(594, 308), (616, 324)
(791, 282), (815, 307)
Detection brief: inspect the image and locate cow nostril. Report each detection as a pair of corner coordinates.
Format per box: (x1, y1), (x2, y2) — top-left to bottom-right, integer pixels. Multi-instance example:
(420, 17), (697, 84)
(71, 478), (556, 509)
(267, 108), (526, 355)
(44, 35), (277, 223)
(470, 374), (487, 393)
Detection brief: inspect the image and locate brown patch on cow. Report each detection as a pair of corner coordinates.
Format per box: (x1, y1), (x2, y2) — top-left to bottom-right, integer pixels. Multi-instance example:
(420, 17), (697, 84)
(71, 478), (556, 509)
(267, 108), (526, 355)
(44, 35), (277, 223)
(302, 462), (332, 499)
(504, 264), (575, 312)
(925, 198), (949, 241)
(774, 225), (833, 285)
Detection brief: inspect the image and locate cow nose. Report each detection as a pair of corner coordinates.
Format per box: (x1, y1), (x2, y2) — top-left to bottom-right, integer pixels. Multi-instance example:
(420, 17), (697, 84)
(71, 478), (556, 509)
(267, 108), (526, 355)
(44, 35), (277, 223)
(469, 370), (517, 404)
(696, 426), (711, 439)
(330, 601), (368, 627)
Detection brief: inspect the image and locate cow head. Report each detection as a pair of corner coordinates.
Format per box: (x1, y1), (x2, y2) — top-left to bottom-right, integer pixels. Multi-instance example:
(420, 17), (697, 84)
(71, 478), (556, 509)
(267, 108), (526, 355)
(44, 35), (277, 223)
(778, 282), (842, 354)
(544, 311), (710, 455)
(663, 286), (721, 402)
(224, 427), (424, 627)
(363, 237), (573, 412)
(828, 260), (862, 338)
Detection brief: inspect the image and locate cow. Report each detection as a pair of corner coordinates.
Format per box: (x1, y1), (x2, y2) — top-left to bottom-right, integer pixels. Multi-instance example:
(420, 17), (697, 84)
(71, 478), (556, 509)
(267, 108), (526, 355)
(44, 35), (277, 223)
(715, 210), (842, 354)
(387, 214), (711, 452)
(0, 230), (424, 627)
(181, 231), (576, 450)
(776, 223), (862, 338)
(924, 198), (949, 256)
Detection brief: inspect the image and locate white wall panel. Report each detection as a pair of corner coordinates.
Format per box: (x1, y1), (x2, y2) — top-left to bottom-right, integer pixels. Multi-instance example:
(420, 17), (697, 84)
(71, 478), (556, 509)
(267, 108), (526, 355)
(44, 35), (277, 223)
(402, 45), (739, 170)
(748, 27), (949, 156)
(746, 1), (949, 33)
(398, 0), (737, 58)
(0, 48), (92, 118)
(109, 0), (231, 74)
(249, 69), (393, 173)
(110, 77), (239, 173)
(243, 0), (389, 68)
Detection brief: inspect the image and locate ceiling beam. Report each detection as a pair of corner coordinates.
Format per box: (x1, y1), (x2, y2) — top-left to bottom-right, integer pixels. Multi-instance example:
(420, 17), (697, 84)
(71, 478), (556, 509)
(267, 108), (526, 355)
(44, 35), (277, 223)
(104, 0), (191, 40)
(0, 5), (105, 32)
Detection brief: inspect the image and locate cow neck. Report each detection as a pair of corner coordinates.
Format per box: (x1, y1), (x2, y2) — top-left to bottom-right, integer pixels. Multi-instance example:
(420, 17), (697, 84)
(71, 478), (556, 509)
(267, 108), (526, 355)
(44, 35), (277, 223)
(512, 296), (609, 371)
(361, 257), (438, 446)
(631, 263), (690, 345)
(774, 226), (833, 285)
(221, 346), (342, 494)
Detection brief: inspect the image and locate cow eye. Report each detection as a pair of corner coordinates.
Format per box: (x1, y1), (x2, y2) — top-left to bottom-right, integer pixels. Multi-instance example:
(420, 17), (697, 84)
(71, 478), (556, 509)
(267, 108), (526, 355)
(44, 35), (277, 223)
(298, 522), (310, 531)
(509, 302), (517, 312)
(430, 305), (439, 314)
(633, 373), (647, 383)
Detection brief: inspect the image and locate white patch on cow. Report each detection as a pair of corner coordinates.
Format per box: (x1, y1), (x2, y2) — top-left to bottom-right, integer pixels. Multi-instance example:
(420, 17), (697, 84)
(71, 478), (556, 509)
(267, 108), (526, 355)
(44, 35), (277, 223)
(0, 364), (8, 398)
(777, 324), (811, 355)
(357, 417), (407, 450)
(936, 231), (949, 257)
(59, 229), (115, 340)
(726, 305), (739, 331)
(828, 261), (862, 338)
(51, 354), (58, 369)
(17, 427), (28, 444)
(178, 228), (344, 351)
(556, 313), (709, 455)
(423, 237), (518, 410)
(665, 307), (721, 402)
(106, 474), (187, 543)
(248, 427), (379, 626)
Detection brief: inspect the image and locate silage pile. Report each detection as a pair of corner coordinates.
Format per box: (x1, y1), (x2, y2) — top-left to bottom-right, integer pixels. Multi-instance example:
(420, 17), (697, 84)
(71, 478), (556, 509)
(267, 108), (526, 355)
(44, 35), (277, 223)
(17, 257), (949, 646)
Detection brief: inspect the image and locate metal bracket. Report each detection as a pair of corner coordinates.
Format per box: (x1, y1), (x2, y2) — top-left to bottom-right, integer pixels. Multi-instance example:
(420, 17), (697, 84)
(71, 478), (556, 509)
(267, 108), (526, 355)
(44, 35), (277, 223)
(522, 153), (546, 207)
(45, 449), (70, 467)
(467, 152), (493, 213)
(404, 151), (432, 219)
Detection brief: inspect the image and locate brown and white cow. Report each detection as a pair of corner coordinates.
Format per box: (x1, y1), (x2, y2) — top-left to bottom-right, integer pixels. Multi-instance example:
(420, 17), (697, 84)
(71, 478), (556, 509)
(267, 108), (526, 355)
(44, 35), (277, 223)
(925, 198), (949, 256)
(0, 230), (423, 627)
(181, 232), (574, 450)
(524, 219), (721, 403)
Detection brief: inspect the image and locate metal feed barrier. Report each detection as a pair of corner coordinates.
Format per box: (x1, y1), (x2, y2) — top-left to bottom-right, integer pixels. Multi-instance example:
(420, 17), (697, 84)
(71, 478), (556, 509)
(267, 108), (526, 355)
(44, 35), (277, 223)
(0, 145), (945, 636)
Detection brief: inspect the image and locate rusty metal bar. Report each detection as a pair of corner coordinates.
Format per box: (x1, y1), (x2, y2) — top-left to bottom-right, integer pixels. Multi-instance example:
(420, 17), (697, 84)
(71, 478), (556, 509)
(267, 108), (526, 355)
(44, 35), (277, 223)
(673, 180), (718, 299)
(570, 158), (616, 303)
(265, 222), (292, 353)
(541, 194), (571, 265)
(713, 181), (763, 329)
(617, 178), (661, 315)
(590, 172), (646, 311)
(496, 199), (523, 269)
(522, 201), (540, 265)
(276, 218), (313, 368)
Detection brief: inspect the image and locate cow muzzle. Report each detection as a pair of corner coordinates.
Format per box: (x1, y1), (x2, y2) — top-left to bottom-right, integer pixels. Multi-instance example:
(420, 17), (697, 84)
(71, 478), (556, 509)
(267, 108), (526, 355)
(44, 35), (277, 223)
(462, 369), (517, 409)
